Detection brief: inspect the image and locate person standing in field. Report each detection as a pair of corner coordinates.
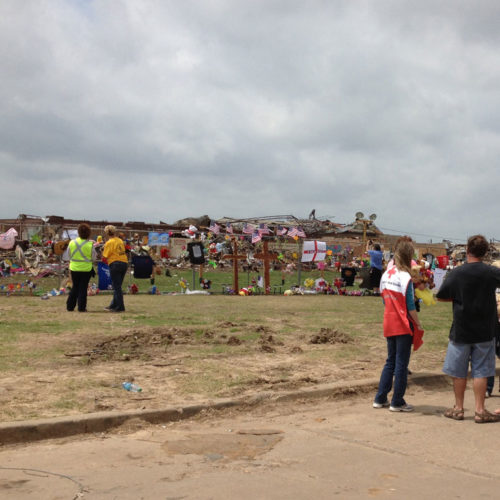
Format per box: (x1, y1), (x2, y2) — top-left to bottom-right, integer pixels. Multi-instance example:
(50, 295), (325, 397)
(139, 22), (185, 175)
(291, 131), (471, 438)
(102, 225), (128, 312)
(373, 240), (423, 412)
(366, 240), (384, 294)
(66, 223), (96, 312)
(437, 235), (500, 423)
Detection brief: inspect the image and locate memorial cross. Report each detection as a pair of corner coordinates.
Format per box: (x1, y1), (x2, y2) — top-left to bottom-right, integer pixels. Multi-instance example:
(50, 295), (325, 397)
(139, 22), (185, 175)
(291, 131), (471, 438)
(253, 240), (279, 295)
(222, 238), (247, 292)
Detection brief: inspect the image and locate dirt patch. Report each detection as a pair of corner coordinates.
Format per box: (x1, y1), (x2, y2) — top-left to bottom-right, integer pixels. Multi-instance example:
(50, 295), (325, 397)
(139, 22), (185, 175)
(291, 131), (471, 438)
(309, 328), (353, 344)
(259, 334), (284, 346)
(110, 417), (154, 435)
(257, 332), (284, 353)
(255, 325), (273, 333)
(202, 331), (215, 340)
(65, 327), (220, 362)
(260, 344), (276, 353)
(162, 431), (283, 460)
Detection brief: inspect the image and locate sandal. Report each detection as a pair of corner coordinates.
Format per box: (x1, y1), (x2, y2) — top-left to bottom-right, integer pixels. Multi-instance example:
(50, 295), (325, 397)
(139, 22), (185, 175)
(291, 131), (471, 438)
(444, 407), (464, 421)
(474, 409), (500, 424)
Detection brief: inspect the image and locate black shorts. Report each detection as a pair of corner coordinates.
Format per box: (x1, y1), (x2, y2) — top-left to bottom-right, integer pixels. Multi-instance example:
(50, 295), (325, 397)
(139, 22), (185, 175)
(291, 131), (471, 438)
(370, 267), (382, 289)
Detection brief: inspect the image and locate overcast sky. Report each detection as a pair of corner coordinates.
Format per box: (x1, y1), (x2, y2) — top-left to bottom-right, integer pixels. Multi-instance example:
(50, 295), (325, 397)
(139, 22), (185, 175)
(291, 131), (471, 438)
(1, 1), (499, 243)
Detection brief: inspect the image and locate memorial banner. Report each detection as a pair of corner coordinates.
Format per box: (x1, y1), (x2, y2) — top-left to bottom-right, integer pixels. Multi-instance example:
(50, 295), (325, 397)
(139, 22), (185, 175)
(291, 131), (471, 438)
(148, 232), (170, 246)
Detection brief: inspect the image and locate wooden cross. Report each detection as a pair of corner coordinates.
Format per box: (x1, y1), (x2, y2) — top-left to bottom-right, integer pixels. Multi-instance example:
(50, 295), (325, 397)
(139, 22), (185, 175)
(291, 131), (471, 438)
(254, 240), (279, 295)
(222, 238), (247, 292)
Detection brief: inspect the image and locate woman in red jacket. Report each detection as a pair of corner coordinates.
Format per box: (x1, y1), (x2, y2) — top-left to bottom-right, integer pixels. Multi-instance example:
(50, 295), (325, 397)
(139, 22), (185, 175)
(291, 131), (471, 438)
(373, 241), (423, 412)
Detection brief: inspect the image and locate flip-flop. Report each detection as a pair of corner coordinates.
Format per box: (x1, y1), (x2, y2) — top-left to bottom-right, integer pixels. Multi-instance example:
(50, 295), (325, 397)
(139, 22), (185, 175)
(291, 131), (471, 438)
(444, 407), (464, 421)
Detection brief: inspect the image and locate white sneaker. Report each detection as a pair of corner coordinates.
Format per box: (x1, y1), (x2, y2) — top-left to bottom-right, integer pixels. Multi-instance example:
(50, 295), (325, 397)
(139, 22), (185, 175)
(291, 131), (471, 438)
(389, 403), (414, 412)
(373, 401), (390, 409)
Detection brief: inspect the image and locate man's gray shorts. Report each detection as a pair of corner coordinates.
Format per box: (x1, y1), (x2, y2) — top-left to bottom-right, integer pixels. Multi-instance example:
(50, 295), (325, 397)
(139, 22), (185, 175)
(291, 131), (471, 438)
(443, 339), (496, 379)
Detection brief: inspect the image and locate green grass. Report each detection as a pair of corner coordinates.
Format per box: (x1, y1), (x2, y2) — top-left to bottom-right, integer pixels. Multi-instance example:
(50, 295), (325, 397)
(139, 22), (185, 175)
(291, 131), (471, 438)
(239, 332), (262, 342)
(51, 397), (83, 411)
(0, 322), (20, 341)
(0, 291), (457, 421)
(1, 268), (352, 295)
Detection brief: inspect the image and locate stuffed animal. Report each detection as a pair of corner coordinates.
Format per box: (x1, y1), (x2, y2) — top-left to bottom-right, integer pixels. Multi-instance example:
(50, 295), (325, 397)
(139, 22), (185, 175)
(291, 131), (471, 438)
(411, 262), (436, 306)
(181, 225), (198, 239)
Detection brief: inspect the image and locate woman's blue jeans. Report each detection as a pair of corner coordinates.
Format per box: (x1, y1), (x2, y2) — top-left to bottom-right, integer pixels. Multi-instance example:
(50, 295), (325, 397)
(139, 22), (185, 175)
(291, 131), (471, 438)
(375, 334), (413, 407)
(109, 261), (127, 311)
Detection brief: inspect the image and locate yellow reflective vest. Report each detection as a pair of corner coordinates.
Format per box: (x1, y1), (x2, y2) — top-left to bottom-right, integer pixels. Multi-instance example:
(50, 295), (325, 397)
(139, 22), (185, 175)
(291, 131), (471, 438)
(68, 238), (93, 272)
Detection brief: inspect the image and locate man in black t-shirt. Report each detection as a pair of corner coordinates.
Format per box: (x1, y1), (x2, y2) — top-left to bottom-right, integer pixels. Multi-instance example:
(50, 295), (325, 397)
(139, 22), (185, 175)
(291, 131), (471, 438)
(437, 235), (500, 423)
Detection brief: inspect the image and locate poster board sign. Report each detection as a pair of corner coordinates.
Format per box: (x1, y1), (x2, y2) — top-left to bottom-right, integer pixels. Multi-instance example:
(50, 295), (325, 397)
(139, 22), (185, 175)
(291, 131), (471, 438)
(148, 232), (170, 246)
(301, 240), (327, 262)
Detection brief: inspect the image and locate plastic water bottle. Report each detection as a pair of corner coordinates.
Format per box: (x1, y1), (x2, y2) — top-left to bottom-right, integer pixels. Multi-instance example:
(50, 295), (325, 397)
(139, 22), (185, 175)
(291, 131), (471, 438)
(122, 382), (142, 392)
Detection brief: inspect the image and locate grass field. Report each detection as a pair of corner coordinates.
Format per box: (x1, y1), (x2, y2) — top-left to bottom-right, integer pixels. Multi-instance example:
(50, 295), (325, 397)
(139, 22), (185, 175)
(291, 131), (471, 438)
(0, 291), (453, 421)
(1, 267), (356, 295)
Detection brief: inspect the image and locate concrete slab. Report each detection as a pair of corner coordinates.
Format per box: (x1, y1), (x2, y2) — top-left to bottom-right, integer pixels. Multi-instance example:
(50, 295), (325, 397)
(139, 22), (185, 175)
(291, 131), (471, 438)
(1, 376), (500, 499)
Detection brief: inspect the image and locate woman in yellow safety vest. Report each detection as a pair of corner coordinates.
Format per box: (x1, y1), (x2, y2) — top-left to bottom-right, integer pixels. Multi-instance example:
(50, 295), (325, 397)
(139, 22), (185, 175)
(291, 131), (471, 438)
(66, 223), (96, 312)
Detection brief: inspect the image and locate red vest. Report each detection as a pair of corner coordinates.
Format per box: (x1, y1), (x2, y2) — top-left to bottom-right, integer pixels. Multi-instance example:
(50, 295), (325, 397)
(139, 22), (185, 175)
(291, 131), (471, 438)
(380, 266), (413, 337)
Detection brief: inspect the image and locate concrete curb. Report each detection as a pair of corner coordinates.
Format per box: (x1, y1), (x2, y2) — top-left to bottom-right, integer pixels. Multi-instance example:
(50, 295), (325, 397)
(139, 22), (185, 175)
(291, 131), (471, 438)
(0, 371), (455, 446)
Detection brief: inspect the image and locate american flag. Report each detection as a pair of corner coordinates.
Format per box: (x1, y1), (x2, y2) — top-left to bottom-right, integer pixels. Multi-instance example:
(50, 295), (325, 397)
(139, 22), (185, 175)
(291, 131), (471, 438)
(258, 223), (271, 235)
(242, 223), (255, 234)
(209, 221), (220, 235)
(288, 227), (299, 238)
(225, 223), (233, 234)
(297, 227), (306, 238)
(251, 231), (262, 244)
(276, 225), (287, 236)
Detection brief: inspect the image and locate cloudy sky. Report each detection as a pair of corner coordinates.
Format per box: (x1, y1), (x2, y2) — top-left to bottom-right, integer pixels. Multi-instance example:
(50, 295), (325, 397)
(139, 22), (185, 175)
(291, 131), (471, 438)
(1, 0), (499, 242)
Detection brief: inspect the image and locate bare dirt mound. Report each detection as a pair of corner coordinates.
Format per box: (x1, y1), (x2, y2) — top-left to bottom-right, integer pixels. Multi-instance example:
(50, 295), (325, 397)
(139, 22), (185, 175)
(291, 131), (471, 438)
(309, 328), (353, 345)
(67, 327), (215, 362)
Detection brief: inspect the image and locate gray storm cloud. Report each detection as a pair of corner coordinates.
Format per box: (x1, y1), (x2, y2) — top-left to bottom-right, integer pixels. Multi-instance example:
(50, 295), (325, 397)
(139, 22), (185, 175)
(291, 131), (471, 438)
(1, 0), (499, 241)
